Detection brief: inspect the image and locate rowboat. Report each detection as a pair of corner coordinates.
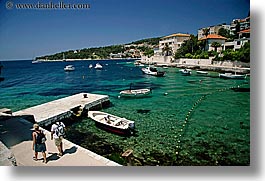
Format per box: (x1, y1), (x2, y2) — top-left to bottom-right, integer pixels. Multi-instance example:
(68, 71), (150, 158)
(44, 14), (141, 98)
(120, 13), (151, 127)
(120, 88), (151, 97)
(88, 111), (135, 135)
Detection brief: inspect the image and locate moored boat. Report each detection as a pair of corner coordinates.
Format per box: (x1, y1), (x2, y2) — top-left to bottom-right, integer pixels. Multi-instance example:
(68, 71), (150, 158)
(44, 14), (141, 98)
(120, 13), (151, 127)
(95, 63), (103, 69)
(88, 111), (135, 135)
(179, 68), (191, 76)
(141, 66), (165, 77)
(64, 65), (75, 71)
(120, 88), (151, 97)
(196, 70), (208, 75)
(219, 73), (246, 79)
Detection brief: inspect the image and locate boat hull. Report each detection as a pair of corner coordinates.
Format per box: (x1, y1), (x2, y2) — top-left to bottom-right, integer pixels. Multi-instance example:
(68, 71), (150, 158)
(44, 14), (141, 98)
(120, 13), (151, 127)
(88, 111), (135, 136)
(179, 69), (191, 76)
(196, 71), (208, 75)
(120, 89), (151, 97)
(95, 122), (134, 136)
(219, 73), (246, 79)
(141, 68), (165, 77)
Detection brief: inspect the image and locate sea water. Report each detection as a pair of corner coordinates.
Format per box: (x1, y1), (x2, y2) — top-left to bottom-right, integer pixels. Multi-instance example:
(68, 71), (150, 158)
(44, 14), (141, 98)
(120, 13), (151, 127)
(0, 60), (250, 166)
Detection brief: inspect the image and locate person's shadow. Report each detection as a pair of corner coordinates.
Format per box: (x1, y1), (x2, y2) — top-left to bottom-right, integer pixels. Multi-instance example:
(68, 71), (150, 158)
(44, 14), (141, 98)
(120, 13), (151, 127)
(64, 146), (77, 155)
(47, 146), (77, 163)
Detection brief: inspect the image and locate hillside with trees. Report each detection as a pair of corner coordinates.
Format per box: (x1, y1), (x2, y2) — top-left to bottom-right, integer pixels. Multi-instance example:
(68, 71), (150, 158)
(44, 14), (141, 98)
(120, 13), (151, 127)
(36, 37), (160, 60)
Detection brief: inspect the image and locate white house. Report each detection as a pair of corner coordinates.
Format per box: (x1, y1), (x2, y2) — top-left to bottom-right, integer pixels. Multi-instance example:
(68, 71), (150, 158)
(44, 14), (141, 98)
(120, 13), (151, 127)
(159, 33), (190, 56)
(199, 34), (227, 52)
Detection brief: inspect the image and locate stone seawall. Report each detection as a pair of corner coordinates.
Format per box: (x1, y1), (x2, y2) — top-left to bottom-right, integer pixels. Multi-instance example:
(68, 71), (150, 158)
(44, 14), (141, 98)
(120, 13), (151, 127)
(0, 141), (17, 166)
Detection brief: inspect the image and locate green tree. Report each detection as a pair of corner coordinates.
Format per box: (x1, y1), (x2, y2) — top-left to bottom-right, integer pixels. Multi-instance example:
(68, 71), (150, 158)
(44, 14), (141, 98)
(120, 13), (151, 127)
(202, 28), (210, 51)
(211, 42), (221, 52)
(162, 44), (172, 56)
(174, 34), (200, 59)
(218, 28), (231, 39)
(202, 28), (210, 37)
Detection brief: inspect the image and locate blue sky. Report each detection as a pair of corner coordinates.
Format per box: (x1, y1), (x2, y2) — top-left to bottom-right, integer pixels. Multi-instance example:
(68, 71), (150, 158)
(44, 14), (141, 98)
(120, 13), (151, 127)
(0, 0), (250, 60)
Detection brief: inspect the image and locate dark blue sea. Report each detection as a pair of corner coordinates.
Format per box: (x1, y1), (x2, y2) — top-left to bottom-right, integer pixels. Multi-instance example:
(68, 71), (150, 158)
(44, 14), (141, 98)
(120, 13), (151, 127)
(0, 60), (250, 166)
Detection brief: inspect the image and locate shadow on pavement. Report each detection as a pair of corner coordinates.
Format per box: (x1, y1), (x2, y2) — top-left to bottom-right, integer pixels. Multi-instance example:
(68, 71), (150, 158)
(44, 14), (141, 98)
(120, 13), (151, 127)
(64, 146), (77, 155)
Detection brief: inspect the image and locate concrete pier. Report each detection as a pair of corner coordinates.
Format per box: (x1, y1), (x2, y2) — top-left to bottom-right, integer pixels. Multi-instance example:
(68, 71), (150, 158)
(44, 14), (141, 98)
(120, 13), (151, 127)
(13, 93), (110, 126)
(0, 93), (121, 166)
(0, 117), (120, 166)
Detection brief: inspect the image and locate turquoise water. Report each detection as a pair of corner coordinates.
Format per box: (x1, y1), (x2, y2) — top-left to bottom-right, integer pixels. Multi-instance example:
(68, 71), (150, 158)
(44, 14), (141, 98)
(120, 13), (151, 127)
(0, 60), (250, 166)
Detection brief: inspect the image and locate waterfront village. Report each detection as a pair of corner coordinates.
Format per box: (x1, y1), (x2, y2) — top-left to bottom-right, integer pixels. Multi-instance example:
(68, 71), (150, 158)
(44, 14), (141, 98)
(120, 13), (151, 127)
(36, 15), (250, 73)
(0, 15), (250, 166)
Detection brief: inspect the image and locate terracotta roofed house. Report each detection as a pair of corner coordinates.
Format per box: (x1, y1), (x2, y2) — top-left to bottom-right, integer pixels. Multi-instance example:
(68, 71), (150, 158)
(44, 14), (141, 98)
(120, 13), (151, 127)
(199, 34), (227, 52)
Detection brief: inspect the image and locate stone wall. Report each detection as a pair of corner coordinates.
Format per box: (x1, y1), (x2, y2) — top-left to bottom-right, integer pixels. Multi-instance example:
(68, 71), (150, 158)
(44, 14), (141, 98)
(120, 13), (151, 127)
(0, 141), (17, 166)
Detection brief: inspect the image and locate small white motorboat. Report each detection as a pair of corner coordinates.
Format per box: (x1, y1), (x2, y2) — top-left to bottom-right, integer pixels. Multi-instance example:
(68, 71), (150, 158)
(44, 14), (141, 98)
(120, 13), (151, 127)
(95, 63), (103, 69)
(88, 111), (135, 135)
(179, 68), (191, 76)
(219, 73), (246, 79)
(64, 65), (75, 71)
(196, 70), (208, 75)
(89, 64), (93, 68)
(141, 66), (165, 77)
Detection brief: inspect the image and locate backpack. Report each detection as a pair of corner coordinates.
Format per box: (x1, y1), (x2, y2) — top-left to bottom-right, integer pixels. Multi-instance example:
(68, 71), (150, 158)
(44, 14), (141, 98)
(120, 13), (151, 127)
(35, 131), (46, 144)
(55, 122), (65, 137)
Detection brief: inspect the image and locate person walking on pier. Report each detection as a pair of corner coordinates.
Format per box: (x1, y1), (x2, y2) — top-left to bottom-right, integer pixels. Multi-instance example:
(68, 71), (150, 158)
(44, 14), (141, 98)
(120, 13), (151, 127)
(51, 121), (66, 156)
(32, 124), (47, 163)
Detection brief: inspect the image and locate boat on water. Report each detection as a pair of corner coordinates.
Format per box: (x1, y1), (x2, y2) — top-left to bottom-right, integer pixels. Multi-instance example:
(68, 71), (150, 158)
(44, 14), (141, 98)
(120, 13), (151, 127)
(95, 63), (103, 69)
(64, 65), (75, 71)
(141, 66), (165, 77)
(179, 68), (191, 76)
(196, 70), (208, 75)
(219, 73), (246, 79)
(120, 88), (151, 97)
(88, 111), (135, 135)
(119, 83), (152, 97)
(32, 60), (41, 64)
(89, 64), (93, 68)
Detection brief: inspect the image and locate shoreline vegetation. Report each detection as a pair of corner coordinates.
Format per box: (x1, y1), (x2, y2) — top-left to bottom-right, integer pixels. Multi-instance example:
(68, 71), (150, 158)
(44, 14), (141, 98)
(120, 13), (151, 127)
(34, 35), (250, 75)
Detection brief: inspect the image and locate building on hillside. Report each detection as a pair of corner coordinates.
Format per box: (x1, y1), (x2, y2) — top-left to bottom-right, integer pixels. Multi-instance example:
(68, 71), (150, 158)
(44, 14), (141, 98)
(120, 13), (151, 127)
(224, 29), (250, 51)
(198, 24), (231, 39)
(229, 16), (250, 36)
(158, 33), (190, 56)
(239, 16), (250, 31)
(199, 34), (227, 52)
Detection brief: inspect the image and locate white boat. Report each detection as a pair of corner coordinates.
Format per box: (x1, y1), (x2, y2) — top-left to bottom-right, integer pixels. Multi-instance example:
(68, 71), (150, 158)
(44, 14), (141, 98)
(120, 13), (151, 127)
(88, 111), (135, 135)
(64, 65), (75, 71)
(141, 66), (165, 77)
(179, 69), (191, 76)
(95, 63), (103, 69)
(120, 88), (151, 97)
(89, 64), (93, 68)
(196, 70), (208, 75)
(219, 73), (246, 79)
(32, 60), (41, 64)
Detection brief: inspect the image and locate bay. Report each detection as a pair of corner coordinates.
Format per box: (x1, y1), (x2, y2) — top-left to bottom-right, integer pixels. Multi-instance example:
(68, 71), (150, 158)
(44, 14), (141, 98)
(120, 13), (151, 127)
(0, 59), (250, 166)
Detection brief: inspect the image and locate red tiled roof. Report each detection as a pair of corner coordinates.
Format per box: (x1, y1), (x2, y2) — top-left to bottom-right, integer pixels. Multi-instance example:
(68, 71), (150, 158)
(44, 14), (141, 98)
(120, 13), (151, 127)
(238, 29), (250, 33)
(199, 34), (227, 41)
